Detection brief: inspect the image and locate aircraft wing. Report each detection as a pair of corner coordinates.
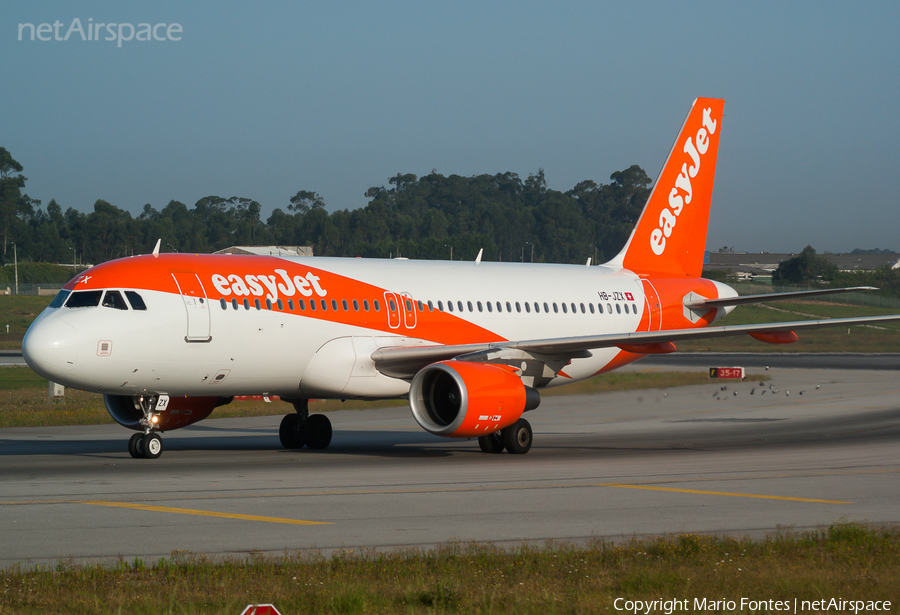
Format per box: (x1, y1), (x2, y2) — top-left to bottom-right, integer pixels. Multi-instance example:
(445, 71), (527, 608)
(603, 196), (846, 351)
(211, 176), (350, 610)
(371, 314), (900, 379)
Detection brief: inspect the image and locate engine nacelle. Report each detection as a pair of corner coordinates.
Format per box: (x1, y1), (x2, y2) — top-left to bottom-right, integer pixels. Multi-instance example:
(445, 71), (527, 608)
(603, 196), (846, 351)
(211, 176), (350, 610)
(409, 361), (540, 438)
(104, 395), (232, 431)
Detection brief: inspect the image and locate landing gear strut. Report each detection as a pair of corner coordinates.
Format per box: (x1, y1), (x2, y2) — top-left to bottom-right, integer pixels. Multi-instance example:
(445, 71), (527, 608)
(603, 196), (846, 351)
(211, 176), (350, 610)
(127, 394), (167, 459)
(279, 399), (332, 450)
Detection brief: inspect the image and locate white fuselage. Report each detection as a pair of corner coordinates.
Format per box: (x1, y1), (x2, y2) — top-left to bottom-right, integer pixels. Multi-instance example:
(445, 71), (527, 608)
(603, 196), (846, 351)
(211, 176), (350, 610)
(24, 256), (658, 400)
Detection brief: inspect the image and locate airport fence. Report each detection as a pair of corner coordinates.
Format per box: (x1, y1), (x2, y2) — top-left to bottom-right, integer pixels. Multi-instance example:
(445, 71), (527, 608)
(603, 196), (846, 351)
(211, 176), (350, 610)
(1, 284), (65, 297)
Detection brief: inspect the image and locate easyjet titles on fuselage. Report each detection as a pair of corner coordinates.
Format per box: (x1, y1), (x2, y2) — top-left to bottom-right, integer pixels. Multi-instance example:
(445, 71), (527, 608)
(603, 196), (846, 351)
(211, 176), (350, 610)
(211, 269), (328, 301)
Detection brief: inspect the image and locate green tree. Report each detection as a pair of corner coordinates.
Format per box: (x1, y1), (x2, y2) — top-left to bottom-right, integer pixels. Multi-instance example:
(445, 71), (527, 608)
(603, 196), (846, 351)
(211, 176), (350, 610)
(0, 147), (27, 259)
(773, 246), (838, 285)
(288, 190), (325, 215)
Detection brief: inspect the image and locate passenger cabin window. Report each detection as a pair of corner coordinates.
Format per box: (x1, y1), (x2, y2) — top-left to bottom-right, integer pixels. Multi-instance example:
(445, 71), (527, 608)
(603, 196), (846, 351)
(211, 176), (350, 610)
(102, 290), (128, 310)
(48, 290), (70, 309)
(65, 290), (103, 308)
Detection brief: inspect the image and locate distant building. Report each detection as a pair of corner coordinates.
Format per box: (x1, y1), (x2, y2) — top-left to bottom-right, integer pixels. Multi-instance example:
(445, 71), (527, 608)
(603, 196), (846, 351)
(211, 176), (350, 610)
(703, 252), (900, 281)
(213, 246), (313, 257)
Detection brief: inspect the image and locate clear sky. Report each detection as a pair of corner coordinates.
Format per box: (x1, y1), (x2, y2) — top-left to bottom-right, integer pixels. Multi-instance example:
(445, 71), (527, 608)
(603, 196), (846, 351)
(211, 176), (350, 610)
(4, 1), (898, 254)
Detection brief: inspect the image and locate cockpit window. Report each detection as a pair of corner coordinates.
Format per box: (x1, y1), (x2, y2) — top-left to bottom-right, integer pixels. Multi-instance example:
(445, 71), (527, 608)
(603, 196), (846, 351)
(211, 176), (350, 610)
(48, 290), (70, 309)
(65, 290), (103, 308)
(102, 290), (129, 310)
(125, 291), (147, 311)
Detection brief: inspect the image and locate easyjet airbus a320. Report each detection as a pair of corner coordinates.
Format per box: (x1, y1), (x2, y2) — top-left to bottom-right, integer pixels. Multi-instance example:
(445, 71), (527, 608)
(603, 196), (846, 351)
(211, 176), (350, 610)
(23, 98), (900, 459)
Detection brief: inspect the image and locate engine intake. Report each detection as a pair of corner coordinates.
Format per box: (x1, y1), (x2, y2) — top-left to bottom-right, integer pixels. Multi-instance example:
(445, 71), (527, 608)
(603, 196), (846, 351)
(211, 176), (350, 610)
(409, 361), (539, 438)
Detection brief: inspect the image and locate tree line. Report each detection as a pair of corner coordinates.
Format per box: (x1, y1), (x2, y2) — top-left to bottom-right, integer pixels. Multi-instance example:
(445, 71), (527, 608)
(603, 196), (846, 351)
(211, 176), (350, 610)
(1, 146), (650, 267)
(3, 146), (899, 297)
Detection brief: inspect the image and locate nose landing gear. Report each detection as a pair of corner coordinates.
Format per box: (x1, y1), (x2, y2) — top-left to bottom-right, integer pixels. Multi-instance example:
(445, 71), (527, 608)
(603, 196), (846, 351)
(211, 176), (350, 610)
(127, 394), (167, 459)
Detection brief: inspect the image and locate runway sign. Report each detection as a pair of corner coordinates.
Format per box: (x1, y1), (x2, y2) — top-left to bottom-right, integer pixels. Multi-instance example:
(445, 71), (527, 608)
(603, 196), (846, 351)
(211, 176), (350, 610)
(709, 367), (745, 379)
(239, 605), (282, 615)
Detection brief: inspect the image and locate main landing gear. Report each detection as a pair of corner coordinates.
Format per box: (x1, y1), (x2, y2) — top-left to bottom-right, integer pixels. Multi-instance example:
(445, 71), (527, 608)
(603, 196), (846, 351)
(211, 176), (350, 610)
(128, 394), (166, 459)
(477, 418), (533, 455)
(279, 399), (333, 450)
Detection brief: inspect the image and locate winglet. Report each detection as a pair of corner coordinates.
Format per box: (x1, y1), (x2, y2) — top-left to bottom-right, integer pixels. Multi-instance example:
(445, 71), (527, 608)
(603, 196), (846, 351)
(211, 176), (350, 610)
(610, 98), (725, 278)
(152, 239), (161, 258)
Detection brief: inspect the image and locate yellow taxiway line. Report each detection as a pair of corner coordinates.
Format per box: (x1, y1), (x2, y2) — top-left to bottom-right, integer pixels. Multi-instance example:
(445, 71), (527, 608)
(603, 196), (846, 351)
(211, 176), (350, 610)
(84, 500), (331, 525)
(594, 484), (853, 504)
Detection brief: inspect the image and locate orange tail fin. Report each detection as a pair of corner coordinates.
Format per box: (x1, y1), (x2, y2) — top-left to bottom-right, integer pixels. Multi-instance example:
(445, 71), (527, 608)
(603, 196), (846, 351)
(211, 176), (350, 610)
(610, 97), (724, 278)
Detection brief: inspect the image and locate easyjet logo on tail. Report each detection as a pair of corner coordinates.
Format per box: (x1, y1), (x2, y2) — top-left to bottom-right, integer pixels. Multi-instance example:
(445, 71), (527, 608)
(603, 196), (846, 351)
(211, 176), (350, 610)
(650, 107), (718, 256)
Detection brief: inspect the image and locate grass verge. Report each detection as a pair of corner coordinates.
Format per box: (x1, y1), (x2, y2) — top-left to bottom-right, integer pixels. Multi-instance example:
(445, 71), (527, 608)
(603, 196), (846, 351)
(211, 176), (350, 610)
(0, 368), (761, 429)
(0, 296), (50, 349)
(1, 523), (896, 614)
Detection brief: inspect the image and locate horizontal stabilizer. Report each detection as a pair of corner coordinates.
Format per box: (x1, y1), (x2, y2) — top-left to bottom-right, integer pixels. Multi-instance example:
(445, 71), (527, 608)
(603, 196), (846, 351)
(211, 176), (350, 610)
(683, 286), (878, 309)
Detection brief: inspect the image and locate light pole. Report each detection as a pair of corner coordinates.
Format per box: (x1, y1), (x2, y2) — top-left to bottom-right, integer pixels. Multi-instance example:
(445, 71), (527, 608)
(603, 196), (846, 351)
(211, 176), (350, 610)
(68, 246), (76, 268)
(12, 242), (17, 296)
(167, 243), (178, 253)
(526, 241), (534, 263)
(443, 244), (452, 261)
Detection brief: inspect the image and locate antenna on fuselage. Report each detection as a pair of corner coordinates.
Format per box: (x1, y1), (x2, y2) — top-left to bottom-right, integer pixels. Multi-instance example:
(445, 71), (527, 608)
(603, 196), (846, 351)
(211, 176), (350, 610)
(152, 239), (161, 258)
(475, 248), (483, 264)
(586, 257), (592, 266)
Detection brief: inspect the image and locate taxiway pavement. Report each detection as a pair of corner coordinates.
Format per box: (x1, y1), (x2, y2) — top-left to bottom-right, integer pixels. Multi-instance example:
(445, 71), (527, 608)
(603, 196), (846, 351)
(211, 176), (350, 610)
(1, 364), (898, 568)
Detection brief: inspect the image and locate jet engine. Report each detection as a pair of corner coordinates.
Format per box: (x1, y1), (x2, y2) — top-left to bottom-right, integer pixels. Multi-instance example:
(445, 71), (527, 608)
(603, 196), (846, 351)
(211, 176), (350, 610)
(409, 361), (540, 438)
(104, 395), (232, 431)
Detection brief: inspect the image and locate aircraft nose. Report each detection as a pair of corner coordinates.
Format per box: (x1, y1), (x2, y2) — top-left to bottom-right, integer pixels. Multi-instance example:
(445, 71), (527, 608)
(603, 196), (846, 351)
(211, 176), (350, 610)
(22, 317), (79, 381)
